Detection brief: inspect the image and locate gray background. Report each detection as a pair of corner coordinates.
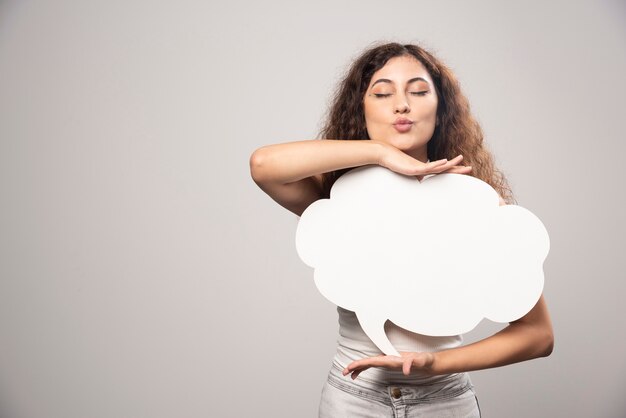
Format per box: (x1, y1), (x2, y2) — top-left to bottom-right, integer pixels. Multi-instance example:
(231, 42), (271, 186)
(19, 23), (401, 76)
(1, 0), (624, 417)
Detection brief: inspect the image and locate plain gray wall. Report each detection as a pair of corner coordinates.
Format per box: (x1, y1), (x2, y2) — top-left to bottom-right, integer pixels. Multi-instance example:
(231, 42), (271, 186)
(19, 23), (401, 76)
(1, 0), (625, 417)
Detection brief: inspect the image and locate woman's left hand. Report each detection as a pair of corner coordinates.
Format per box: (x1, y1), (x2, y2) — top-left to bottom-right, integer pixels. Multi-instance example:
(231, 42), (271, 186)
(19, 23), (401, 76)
(342, 351), (436, 380)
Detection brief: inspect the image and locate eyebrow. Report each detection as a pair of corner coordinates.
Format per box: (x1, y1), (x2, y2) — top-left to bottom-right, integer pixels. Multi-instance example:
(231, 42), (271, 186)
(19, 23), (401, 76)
(371, 77), (430, 87)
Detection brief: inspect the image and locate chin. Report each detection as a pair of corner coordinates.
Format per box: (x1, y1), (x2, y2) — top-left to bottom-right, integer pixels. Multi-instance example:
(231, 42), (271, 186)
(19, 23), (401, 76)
(389, 135), (422, 150)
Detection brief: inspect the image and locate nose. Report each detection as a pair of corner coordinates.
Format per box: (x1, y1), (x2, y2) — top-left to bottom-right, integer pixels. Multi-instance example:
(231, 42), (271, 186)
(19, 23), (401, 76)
(394, 94), (410, 114)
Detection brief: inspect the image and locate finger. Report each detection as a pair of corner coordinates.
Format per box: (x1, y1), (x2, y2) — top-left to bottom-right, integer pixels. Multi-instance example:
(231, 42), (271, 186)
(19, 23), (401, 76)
(348, 366), (368, 379)
(450, 154), (464, 164)
(449, 163), (471, 170)
(412, 354), (428, 368)
(444, 155), (463, 166)
(417, 158), (447, 172)
(430, 158), (448, 166)
(343, 360), (371, 374)
(343, 364), (356, 375)
(343, 364), (359, 375)
(441, 165), (472, 174)
(428, 163), (457, 174)
(425, 156), (463, 174)
(344, 356), (402, 376)
(426, 159), (448, 170)
(442, 155), (465, 169)
(403, 358), (413, 376)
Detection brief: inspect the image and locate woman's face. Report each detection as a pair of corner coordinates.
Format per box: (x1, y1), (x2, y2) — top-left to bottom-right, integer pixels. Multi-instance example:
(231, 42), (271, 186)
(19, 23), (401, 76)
(363, 55), (438, 162)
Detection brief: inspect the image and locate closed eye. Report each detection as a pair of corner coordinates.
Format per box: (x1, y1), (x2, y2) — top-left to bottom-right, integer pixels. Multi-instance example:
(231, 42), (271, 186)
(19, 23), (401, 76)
(373, 92), (429, 98)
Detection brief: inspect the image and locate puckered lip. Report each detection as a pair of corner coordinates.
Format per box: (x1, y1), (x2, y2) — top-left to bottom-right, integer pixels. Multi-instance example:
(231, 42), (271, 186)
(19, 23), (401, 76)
(393, 117), (413, 125)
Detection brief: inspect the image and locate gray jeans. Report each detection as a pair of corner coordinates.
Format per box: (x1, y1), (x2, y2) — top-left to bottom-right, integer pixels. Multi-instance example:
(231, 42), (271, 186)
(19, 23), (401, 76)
(318, 362), (481, 417)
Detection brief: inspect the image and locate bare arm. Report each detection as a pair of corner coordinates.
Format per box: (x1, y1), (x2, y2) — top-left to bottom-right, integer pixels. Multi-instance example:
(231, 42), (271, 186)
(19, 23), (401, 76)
(343, 294), (553, 379)
(429, 294), (554, 375)
(250, 139), (384, 185)
(249, 139), (385, 217)
(250, 139), (467, 217)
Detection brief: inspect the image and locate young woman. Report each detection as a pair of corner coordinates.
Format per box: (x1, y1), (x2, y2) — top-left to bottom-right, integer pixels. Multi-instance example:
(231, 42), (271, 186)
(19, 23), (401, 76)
(249, 42), (554, 417)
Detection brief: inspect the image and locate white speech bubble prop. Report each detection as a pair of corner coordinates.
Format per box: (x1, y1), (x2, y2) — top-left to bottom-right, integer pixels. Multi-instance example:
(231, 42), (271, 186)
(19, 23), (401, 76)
(295, 165), (549, 356)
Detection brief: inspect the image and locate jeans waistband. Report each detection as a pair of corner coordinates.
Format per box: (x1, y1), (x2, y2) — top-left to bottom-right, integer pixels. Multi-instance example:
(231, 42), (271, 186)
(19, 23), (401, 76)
(327, 362), (474, 405)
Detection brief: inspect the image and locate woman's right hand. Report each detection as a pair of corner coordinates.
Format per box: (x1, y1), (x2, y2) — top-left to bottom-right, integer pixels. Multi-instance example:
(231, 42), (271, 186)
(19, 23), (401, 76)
(376, 142), (472, 181)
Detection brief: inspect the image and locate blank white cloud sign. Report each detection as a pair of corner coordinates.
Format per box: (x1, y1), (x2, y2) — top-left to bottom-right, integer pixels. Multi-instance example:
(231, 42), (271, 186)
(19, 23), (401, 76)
(295, 165), (550, 356)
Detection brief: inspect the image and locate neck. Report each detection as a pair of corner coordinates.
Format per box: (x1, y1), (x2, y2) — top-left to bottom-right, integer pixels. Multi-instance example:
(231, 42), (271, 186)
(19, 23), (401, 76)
(405, 146), (428, 163)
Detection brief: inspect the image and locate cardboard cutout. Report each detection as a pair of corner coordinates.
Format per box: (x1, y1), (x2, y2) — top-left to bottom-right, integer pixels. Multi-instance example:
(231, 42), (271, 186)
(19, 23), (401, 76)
(295, 165), (549, 356)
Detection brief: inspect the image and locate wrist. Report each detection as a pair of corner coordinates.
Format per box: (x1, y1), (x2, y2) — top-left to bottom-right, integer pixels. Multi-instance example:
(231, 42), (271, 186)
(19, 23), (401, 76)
(368, 140), (389, 166)
(429, 351), (447, 376)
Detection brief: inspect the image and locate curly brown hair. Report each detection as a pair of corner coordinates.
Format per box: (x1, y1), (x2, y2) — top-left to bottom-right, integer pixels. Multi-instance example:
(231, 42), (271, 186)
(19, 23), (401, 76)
(317, 41), (515, 204)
